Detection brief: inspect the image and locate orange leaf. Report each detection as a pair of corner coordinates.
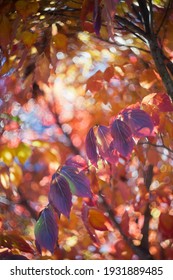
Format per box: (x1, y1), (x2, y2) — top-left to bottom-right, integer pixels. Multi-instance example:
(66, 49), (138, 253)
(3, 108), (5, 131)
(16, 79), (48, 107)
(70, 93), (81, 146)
(21, 31), (38, 48)
(88, 208), (110, 231)
(52, 33), (68, 51)
(139, 69), (158, 89)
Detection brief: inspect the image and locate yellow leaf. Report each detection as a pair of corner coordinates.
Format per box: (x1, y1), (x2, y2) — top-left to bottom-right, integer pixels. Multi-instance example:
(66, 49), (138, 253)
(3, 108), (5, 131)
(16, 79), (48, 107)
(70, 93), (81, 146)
(0, 147), (14, 166)
(10, 163), (23, 187)
(16, 143), (32, 164)
(21, 31), (38, 48)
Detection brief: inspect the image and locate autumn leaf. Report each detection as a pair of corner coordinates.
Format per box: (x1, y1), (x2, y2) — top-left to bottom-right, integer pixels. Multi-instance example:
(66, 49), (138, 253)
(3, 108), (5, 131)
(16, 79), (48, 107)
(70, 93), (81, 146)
(60, 166), (92, 198)
(121, 108), (154, 137)
(85, 127), (99, 167)
(111, 119), (134, 157)
(86, 70), (104, 93)
(52, 33), (68, 51)
(34, 207), (58, 254)
(21, 31), (38, 48)
(159, 213), (173, 239)
(88, 208), (110, 231)
(49, 174), (72, 218)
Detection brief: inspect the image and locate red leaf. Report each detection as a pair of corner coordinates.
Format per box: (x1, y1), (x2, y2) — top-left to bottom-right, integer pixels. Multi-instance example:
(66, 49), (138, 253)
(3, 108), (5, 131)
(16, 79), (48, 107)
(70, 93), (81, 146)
(103, 65), (115, 82)
(81, 203), (100, 245)
(86, 71), (103, 93)
(142, 93), (173, 112)
(159, 213), (173, 239)
(0, 232), (33, 254)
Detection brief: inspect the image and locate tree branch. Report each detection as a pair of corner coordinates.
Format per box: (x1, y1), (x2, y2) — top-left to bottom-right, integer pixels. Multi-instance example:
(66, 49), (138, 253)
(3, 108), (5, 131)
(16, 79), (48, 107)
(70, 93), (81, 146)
(140, 164), (154, 251)
(99, 191), (153, 260)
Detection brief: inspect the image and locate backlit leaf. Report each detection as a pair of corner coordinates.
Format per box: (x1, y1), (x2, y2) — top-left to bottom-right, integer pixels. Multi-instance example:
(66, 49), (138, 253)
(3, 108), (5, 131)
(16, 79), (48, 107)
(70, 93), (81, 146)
(49, 174), (72, 218)
(111, 119), (134, 157)
(121, 108), (154, 137)
(60, 165), (92, 198)
(34, 207), (58, 254)
(97, 125), (118, 164)
(88, 208), (110, 231)
(85, 127), (98, 167)
(142, 92), (173, 112)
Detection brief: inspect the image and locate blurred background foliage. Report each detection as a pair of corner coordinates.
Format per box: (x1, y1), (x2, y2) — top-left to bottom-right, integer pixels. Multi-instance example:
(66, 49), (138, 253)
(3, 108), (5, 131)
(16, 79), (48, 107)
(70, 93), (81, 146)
(0, 0), (173, 259)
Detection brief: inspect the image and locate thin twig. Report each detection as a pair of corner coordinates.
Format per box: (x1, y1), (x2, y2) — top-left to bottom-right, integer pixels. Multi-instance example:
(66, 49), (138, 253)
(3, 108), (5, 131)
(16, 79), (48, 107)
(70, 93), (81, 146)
(138, 141), (173, 154)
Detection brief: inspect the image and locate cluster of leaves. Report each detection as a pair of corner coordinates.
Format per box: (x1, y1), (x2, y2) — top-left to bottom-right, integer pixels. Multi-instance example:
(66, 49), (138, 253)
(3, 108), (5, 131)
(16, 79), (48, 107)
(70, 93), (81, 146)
(1, 0), (173, 260)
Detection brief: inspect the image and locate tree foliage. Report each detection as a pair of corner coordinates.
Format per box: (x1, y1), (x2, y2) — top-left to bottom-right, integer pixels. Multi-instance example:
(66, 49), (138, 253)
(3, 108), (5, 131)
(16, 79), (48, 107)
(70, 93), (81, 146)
(0, 0), (173, 260)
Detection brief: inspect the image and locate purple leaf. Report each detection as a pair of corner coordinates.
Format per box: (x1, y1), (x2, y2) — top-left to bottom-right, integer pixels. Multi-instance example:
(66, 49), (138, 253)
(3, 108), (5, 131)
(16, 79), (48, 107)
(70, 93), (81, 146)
(49, 174), (72, 218)
(34, 207), (58, 254)
(111, 119), (134, 157)
(60, 165), (92, 198)
(85, 127), (98, 167)
(97, 125), (118, 164)
(122, 108), (154, 137)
